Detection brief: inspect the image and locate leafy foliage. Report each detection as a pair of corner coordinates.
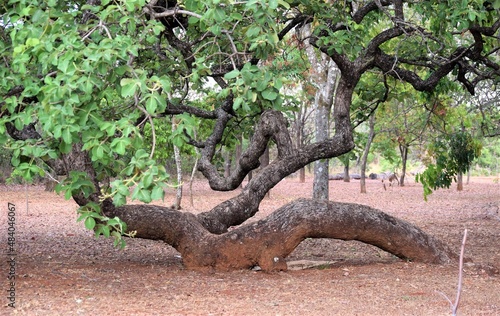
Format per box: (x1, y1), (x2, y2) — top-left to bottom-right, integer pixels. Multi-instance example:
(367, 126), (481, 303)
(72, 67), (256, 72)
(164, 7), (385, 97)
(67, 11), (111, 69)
(416, 131), (482, 199)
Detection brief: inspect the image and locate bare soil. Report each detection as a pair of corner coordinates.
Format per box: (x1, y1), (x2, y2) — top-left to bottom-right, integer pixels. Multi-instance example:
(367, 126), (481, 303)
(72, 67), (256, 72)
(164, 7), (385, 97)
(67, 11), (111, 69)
(1, 176), (499, 315)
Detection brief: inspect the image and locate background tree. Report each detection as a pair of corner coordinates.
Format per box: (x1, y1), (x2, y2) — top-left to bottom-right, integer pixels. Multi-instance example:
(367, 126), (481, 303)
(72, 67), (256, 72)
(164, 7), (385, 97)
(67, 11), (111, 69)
(383, 86), (434, 186)
(417, 130), (482, 197)
(302, 25), (339, 199)
(359, 113), (376, 193)
(1, 0), (499, 271)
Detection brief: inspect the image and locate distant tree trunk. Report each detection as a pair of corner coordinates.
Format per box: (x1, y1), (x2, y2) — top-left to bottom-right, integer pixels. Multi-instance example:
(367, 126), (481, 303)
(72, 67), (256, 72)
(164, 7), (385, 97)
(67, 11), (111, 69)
(260, 145), (270, 198)
(360, 114), (376, 193)
(189, 157), (199, 207)
(189, 130), (200, 207)
(399, 144), (409, 187)
(224, 151), (231, 178)
(235, 134), (243, 189)
(457, 172), (464, 191)
(312, 90), (332, 199)
(173, 122), (183, 210)
(304, 25), (338, 200)
(343, 159), (350, 182)
(295, 111), (306, 183)
(312, 65), (337, 198)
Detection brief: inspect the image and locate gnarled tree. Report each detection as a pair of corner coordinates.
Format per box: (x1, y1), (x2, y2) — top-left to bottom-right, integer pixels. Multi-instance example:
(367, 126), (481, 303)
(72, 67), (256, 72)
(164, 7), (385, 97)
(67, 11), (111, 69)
(1, 0), (499, 271)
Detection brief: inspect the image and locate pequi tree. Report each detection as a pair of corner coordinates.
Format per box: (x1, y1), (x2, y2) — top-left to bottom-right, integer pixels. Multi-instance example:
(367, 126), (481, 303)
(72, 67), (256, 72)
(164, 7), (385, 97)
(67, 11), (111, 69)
(1, 0), (499, 271)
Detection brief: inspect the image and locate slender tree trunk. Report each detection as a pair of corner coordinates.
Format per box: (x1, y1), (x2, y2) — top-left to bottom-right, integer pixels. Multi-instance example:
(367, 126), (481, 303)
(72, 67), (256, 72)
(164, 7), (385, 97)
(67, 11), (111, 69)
(360, 114), (376, 193)
(457, 172), (464, 191)
(173, 122), (183, 210)
(295, 110), (306, 183)
(399, 144), (408, 187)
(299, 167), (306, 183)
(343, 159), (350, 182)
(189, 157), (199, 208)
(224, 151), (231, 178)
(313, 97), (331, 199)
(189, 130), (200, 208)
(303, 24), (338, 200)
(235, 134), (243, 189)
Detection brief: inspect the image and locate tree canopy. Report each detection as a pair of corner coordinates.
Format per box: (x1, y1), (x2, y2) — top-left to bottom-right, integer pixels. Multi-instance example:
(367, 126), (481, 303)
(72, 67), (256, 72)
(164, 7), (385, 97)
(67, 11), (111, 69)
(1, 0), (499, 270)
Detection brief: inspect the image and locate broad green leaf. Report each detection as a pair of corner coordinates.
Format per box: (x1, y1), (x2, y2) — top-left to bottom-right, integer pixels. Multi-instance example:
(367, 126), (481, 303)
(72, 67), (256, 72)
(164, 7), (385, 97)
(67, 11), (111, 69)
(151, 185), (164, 201)
(85, 216), (95, 230)
(262, 89), (278, 101)
(120, 78), (139, 97)
(145, 95), (158, 114)
(224, 70), (240, 80)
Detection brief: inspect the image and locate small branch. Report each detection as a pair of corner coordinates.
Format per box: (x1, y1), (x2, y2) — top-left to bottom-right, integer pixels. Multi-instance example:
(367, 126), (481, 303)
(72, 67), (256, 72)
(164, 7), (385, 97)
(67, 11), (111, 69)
(436, 228), (468, 316)
(143, 4), (202, 20)
(135, 93), (156, 159)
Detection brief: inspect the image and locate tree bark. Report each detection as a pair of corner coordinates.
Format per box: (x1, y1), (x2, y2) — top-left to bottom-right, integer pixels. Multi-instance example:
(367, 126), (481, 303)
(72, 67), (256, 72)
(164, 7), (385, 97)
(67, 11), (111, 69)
(343, 159), (350, 182)
(303, 25), (338, 200)
(106, 199), (457, 271)
(172, 121), (183, 210)
(294, 107), (306, 183)
(457, 172), (464, 191)
(399, 144), (409, 187)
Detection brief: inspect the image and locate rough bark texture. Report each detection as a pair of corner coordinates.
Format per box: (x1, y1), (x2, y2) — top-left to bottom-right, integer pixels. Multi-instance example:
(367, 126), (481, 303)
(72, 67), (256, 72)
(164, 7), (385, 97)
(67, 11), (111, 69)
(105, 199), (457, 271)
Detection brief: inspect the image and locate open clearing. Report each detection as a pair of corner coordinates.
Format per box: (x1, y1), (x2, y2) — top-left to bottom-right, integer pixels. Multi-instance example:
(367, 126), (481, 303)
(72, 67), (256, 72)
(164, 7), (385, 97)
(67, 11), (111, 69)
(1, 176), (499, 315)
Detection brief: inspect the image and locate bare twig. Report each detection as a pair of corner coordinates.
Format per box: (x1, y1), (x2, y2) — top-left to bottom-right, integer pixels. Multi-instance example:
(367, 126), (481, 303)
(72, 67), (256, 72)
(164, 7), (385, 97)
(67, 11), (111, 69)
(452, 229), (468, 316)
(436, 229), (468, 316)
(135, 93), (156, 159)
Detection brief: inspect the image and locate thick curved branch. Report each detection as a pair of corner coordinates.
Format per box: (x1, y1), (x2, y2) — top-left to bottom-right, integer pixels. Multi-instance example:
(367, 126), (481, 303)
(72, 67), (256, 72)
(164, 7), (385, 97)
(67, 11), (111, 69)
(197, 110), (293, 192)
(373, 47), (467, 92)
(163, 102), (217, 119)
(352, 0), (391, 24)
(108, 199), (457, 271)
(197, 100), (355, 234)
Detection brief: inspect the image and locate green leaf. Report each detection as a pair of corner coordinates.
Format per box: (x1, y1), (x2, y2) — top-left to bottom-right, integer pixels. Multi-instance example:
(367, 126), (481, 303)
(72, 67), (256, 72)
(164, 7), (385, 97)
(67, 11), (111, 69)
(120, 78), (138, 97)
(145, 95), (158, 114)
(85, 216), (96, 230)
(26, 37), (40, 47)
(233, 97), (243, 110)
(151, 185), (164, 201)
(111, 138), (128, 155)
(62, 127), (72, 144)
(246, 26), (261, 38)
(262, 89), (278, 101)
(143, 172), (153, 188)
(101, 225), (111, 237)
(224, 69), (240, 80)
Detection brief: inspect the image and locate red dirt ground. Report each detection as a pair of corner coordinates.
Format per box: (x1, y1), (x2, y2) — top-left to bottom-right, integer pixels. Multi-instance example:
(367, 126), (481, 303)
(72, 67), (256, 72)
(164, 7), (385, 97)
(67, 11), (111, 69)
(1, 176), (499, 315)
